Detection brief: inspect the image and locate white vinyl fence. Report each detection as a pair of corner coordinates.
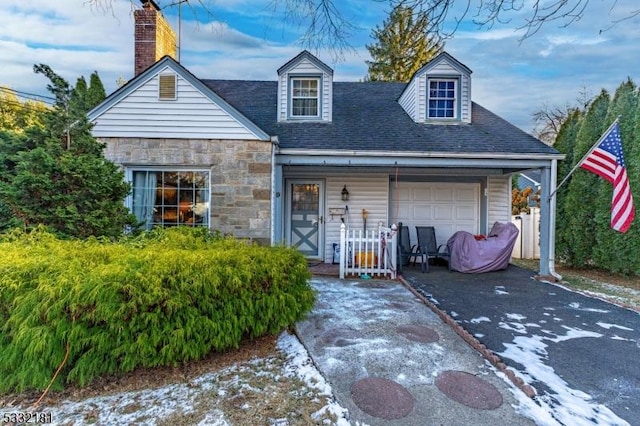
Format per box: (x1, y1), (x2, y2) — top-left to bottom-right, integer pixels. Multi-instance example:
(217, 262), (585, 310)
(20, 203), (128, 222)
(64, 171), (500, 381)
(511, 207), (540, 259)
(339, 223), (397, 279)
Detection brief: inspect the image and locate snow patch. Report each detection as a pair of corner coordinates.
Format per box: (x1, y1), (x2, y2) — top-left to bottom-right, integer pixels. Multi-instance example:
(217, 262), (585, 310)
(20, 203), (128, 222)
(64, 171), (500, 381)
(506, 313), (527, 321)
(499, 326), (625, 425)
(568, 302), (610, 313)
(470, 316), (491, 324)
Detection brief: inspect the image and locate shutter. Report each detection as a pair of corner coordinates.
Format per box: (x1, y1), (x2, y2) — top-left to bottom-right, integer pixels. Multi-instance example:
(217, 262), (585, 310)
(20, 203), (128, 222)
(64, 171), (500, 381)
(158, 74), (176, 100)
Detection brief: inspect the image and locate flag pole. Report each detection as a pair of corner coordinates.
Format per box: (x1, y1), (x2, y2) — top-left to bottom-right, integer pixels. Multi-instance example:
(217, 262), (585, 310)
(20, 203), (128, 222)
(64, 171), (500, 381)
(548, 116), (621, 201)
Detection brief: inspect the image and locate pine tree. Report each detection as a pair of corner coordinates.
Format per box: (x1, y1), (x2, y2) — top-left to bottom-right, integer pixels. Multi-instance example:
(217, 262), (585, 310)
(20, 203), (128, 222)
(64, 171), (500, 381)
(592, 79), (639, 273)
(561, 90), (610, 267)
(365, 4), (443, 82)
(87, 71), (106, 110)
(0, 65), (136, 238)
(554, 109), (584, 262)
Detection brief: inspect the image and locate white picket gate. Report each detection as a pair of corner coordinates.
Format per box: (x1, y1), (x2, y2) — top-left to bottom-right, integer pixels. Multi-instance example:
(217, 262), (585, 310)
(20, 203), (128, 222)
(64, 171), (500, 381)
(339, 223), (397, 279)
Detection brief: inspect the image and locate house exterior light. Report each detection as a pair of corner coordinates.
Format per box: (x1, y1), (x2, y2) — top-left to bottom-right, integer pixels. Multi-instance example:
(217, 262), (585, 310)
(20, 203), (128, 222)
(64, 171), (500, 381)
(341, 185), (349, 201)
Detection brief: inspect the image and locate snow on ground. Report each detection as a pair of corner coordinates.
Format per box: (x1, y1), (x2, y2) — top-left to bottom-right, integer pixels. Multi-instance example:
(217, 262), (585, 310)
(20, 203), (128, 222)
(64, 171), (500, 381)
(595, 322), (634, 331)
(499, 322), (629, 426)
(0, 332), (350, 426)
(276, 333), (351, 425)
(495, 286), (509, 295)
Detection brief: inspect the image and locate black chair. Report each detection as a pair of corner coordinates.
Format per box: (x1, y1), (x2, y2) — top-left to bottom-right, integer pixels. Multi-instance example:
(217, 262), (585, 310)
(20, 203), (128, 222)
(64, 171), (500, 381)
(397, 222), (419, 268)
(414, 226), (450, 272)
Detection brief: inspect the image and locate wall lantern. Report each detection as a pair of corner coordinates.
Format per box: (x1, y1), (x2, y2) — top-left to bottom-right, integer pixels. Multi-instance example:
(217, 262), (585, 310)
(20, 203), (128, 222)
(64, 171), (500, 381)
(341, 185), (350, 201)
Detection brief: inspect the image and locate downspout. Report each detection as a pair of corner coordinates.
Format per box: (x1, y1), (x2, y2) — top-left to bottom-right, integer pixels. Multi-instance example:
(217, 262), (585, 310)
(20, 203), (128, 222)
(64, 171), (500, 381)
(548, 159), (562, 280)
(270, 136), (279, 245)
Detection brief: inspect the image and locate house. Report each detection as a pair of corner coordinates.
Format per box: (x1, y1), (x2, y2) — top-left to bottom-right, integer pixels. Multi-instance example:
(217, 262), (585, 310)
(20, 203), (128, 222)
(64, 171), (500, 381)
(87, 1), (564, 275)
(516, 170), (542, 193)
(515, 170), (542, 210)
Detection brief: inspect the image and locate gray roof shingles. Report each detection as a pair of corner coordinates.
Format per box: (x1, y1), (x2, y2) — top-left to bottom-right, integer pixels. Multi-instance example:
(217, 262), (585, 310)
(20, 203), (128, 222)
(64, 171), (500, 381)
(202, 79), (559, 155)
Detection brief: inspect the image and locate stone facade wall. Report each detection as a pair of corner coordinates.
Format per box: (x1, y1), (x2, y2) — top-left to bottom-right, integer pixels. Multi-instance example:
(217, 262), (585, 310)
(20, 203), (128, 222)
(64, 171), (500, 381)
(101, 137), (273, 245)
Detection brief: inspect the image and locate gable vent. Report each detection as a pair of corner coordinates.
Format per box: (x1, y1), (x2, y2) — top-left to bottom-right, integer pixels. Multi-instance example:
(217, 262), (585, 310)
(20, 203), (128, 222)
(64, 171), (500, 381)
(158, 74), (176, 100)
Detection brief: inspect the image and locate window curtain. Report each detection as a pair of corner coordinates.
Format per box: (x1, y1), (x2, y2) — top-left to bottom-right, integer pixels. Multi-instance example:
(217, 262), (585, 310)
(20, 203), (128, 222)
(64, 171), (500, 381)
(132, 171), (157, 230)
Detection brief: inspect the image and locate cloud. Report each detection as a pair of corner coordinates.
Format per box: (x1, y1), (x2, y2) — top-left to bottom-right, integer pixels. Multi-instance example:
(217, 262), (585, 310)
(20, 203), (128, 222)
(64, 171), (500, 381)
(456, 27), (524, 41)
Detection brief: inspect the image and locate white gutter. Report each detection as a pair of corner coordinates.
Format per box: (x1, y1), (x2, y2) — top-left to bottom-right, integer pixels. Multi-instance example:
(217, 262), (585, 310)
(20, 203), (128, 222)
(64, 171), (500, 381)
(278, 148), (565, 161)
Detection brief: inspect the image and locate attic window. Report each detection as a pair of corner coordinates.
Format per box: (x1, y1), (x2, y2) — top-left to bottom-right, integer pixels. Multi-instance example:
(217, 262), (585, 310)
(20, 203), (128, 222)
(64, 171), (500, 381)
(290, 77), (320, 117)
(158, 74), (177, 100)
(428, 79), (457, 119)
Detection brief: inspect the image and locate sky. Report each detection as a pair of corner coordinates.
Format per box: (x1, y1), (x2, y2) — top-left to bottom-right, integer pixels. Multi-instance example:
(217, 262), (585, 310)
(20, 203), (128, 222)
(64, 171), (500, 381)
(1, 0), (639, 133)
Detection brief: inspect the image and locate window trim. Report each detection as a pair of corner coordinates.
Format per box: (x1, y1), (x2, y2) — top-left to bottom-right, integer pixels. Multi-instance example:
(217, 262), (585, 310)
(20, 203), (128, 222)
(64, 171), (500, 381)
(288, 75), (322, 119)
(126, 167), (211, 229)
(427, 77), (459, 120)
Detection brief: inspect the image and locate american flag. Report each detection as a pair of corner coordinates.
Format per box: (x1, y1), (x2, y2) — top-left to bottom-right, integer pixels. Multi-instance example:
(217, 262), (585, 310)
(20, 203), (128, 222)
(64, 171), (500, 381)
(580, 121), (635, 233)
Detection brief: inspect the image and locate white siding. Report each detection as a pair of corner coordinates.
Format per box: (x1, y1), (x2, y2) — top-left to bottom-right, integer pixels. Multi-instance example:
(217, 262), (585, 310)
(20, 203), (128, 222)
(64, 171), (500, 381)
(92, 70), (261, 140)
(323, 175), (389, 262)
(398, 79), (417, 120)
(405, 56), (472, 124)
(487, 175), (511, 227)
(460, 73), (471, 122)
(277, 57), (332, 122)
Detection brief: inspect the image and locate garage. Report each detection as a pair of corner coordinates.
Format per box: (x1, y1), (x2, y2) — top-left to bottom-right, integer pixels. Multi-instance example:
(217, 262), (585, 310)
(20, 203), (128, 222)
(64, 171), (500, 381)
(391, 182), (481, 246)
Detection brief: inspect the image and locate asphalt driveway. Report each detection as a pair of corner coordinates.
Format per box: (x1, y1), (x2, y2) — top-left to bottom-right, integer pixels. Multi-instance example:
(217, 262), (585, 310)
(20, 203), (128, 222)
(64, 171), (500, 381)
(403, 264), (640, 426)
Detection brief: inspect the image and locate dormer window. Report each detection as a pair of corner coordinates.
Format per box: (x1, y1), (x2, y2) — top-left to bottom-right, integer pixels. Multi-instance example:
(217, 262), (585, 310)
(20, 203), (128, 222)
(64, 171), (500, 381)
(428, 79), (457, 119)
(290, 77), (320, 118)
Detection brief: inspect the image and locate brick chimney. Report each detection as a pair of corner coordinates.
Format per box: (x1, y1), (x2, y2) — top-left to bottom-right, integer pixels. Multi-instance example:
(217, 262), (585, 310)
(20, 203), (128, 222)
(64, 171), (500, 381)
(134, 0), (177, 76)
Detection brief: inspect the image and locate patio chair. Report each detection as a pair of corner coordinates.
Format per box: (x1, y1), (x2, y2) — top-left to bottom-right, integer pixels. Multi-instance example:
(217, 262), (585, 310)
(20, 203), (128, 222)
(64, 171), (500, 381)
(414, 226), (450, 273)
(397, 222), (419, 268)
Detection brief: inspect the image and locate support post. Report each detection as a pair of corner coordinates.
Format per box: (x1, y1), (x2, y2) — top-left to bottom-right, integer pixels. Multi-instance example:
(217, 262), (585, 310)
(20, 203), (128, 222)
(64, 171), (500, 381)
(339, 223), (346, 279)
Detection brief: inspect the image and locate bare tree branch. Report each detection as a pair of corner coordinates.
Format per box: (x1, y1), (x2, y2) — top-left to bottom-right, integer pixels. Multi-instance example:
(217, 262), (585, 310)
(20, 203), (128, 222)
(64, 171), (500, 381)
(86, 0), (640, 55)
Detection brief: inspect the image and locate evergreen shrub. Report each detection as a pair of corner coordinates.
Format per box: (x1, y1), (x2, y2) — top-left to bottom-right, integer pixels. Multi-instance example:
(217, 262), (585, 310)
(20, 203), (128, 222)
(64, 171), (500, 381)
(0, 227), (314, 392)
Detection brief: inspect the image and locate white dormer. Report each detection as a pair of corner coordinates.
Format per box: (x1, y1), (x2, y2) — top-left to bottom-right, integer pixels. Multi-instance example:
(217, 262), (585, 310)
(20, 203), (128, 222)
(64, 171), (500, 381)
(399, 52), (472, 124)
(277, 51), (333, 122)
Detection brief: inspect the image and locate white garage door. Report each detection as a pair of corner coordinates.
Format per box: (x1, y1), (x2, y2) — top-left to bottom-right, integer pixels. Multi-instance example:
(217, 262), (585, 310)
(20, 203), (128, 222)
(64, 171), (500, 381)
(391, 182), (480, 246)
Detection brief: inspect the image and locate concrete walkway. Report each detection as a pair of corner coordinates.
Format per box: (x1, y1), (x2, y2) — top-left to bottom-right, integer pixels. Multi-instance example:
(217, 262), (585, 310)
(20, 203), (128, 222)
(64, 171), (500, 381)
(295, 277), (537, 425)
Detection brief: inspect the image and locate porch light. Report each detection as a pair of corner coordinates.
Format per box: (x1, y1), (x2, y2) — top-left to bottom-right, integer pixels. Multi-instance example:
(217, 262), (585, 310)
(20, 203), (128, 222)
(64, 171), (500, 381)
(341, 185), (350, 201)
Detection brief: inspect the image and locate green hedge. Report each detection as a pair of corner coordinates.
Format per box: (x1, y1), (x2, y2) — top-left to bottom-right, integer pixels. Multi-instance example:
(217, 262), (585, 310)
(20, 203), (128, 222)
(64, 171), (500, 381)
(0, 227), (314, 392)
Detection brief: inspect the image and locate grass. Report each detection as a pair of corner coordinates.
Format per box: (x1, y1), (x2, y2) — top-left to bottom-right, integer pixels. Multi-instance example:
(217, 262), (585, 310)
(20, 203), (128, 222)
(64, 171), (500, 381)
(511, 258), (640, 312)
(0, 334), (342, 425)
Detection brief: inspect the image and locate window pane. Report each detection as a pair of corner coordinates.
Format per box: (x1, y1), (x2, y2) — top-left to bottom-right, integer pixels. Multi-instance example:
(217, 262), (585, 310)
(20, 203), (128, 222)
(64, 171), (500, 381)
(292, 98), (318, 116)
(291, 78), (319, 117)
(131, 169), (209, 229)
(428, 79), (456, 119)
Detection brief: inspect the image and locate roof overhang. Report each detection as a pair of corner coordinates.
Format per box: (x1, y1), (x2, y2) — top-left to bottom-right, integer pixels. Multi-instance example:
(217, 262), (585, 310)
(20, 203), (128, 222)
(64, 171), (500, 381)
(276, 149), (564, 171)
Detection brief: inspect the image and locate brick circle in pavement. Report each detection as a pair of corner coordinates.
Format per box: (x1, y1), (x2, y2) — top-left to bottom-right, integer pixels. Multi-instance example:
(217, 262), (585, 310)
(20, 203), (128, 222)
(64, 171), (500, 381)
(351, 377), (415, 419)
(435, 370), (503, 410)
(320, 328), (360, 347)
(397, 324), (440, 343)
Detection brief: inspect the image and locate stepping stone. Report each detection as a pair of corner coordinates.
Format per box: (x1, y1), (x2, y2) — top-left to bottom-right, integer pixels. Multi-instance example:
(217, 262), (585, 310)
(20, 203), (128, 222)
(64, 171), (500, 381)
(320, 328), (360, 347)
(435, 370), (503, 410)
(397, 325), (440, 343)
(351, 377), (414, 419)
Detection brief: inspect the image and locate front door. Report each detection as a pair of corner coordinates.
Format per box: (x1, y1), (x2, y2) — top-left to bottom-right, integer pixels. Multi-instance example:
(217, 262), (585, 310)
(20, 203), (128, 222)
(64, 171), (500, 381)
(287, 180), (324, 259)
